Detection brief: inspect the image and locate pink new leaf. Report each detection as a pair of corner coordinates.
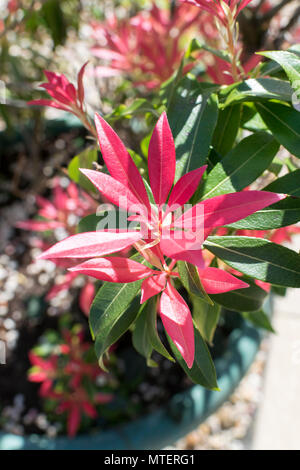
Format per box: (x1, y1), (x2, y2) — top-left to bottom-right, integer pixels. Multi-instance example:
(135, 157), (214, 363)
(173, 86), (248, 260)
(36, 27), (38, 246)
(165, 166), (207, 216)
(27, 99), (70, 111)
(199, 267), (249, 294)
(69, 257), (155, 283)
(160, 229), (205, 268)
(67, 405), (81, 438)
(159, 281), (194, 368)
(95, 114), (150, 209)
(79, 281), (95, 316)
(140, 273), (167, 303)
(37, 231), (143, 260)
(148, 112), (176, 205)
(15, 220), (64, 231)
(174, 191), (285, 231)
(80, 168), (144, 213)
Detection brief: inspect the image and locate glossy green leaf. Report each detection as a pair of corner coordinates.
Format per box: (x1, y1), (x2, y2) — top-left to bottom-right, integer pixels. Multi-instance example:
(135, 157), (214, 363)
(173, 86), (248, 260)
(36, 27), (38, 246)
(188, 38), (230, 63)
(200, 132), (279, 199)
(133, 297), (174, 365)
(192, 296), (221, 344)
(221, 78), (293, 108)
(94, 295), (141, 370)
(256, 101), (300, 158)
(242, 310), (275, 333)
(260, 46), (300, 78)
(259, 51), (300, 85)
(204, 236), (300, 287)
(41, 0), (67, 47)
(264, 169), (300, 197)
(210, 282), (268, 312)
(132, 304), (156, 367)
(177, 261), (213, 305)
(90, 264), (144, 369)
(106, 99), (159, 122)
(167, 75), (219, 181)
(167, 326), (219, 389)
(212, 104), (241, 155)
(227, 197), (300, 230)
(68, 147), (98, 192)
(78, 210), (130, 233)
(240, 104), (268, 132)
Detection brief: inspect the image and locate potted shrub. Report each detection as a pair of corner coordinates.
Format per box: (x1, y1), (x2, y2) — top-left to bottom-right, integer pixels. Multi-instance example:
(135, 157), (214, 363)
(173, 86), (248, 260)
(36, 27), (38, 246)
(1, 0), (300, 450)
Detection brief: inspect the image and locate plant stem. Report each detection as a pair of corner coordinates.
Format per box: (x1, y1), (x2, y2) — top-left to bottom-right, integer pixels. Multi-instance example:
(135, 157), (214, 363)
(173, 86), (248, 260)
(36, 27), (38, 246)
(226, 20), (240, 82)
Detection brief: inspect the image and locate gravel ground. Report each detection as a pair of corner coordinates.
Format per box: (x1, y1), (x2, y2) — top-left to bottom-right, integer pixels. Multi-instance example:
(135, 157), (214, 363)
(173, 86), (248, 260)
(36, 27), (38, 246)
(168, 339), (269, 450)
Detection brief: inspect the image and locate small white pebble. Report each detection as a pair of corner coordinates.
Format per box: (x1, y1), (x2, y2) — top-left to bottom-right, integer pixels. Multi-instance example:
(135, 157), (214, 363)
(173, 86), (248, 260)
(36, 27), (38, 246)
(3, 318), (16, 330)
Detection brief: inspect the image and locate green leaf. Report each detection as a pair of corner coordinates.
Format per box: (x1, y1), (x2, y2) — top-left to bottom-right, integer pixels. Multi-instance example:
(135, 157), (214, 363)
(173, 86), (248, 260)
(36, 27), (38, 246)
(167, 75), (219, 181)
(41, 0), (67, 47)
(106, 98), (159, 122)
(94, 295), (141, 370)
(177, 261), (213, 305)
(188, 38), (231, 63)
(240, 104), (268, 132)
(210, 281), (268, 312)
(242, 310), (275, 333)
(260, 46), (300, 78)
(192, 296), (221, 344)
(227, 197), (300, 230)
(204, 236), (300, 288)
(200, 132), (279, 199)
(212, 104), (241, 155)
(133, 297), (174, 365)
(167, 326), (219, 390)
(264, 169), (300, 197)
(256, 101), (300, 158)
(78, 210), (131, 233)
(259, 51), (300, 86)
(68, 147), (98, 192)
(221, 78), (294, 108)
(132, 304), (155, 367)
(90, 274), (143, 368)
(77, 213), (103, 233)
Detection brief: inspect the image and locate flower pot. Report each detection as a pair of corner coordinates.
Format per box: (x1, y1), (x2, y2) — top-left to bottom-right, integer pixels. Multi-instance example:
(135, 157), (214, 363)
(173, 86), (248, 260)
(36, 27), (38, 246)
(0, 316), (263, 450)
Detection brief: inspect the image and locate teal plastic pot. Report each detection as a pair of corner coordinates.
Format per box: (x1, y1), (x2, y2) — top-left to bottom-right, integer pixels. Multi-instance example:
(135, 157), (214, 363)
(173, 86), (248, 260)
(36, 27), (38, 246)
(0, 320), (262, 450)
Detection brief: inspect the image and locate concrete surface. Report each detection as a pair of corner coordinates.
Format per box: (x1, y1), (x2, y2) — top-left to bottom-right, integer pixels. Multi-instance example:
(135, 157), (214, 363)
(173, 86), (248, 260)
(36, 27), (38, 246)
(251, 235), (300, 450)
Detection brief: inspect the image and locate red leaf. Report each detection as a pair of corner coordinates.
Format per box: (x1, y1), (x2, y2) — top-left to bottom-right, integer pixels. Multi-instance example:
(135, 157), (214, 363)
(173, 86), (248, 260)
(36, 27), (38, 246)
(67, 405), (81, 438)
(148, 112), (175, 205)
(95, 114), (150, 209)
(15, 220), (64, 231)
(37, 231), (143, 260)
(27, 99), (70, 111)
(199, 267), (249, 294)
(79, 281), (95, 316)
(80, 168), (144, 213)
(174, 191), (285, 231)
(159, 281), (194, 368)
(160, 229), (205, 267)
(69, 257), (154, 283)
(140, 273), (167, 303)
(166, 166), (207, 215)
